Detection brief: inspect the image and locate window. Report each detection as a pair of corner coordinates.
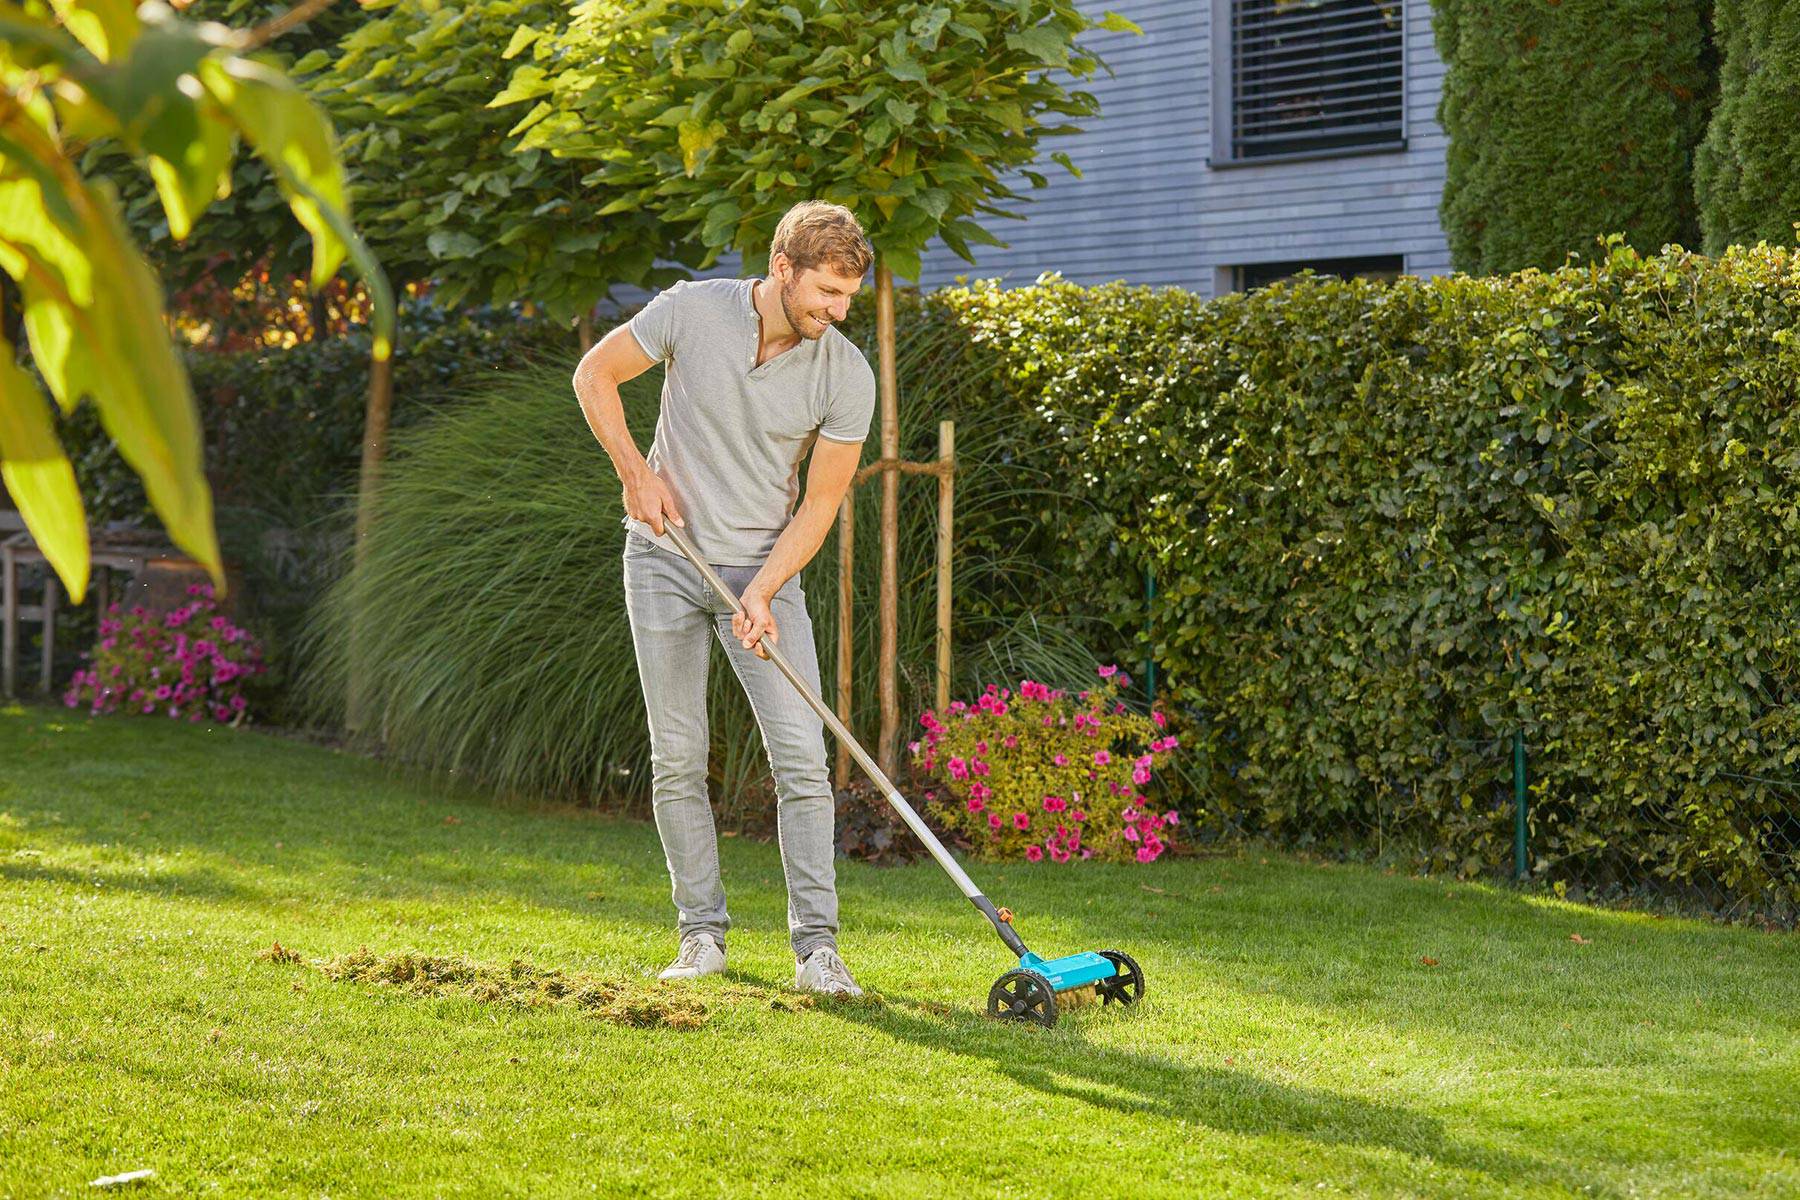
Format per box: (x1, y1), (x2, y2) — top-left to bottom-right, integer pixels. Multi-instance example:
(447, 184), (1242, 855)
(1230, 0), (1405, 160)
(1235, 254), (1404, 291)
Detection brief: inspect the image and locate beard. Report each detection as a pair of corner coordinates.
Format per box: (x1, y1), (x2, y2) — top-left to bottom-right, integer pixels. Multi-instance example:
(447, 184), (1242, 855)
(779, 278), (831, 339)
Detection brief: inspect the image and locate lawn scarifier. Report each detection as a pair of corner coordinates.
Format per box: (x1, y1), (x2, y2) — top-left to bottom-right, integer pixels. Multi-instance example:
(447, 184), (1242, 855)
(664, 522), (1145, 1028)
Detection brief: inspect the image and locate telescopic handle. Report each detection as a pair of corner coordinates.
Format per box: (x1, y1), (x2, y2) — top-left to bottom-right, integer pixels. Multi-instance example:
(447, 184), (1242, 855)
(655, 520), (1029, 958)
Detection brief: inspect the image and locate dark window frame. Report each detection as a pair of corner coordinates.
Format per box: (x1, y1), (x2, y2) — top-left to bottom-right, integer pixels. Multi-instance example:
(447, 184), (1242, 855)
(1209, 0), (1409, 167)
(1233, 253), (1406, 291)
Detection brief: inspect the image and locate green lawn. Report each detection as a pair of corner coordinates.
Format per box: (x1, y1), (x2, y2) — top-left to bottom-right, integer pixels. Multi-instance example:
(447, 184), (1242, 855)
(2, 705), (1795, 1199)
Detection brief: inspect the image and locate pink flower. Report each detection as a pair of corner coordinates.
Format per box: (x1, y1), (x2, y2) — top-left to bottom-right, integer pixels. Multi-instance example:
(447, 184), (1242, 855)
(966, 796), (986, 813)
(1152, 710), (1167, 729)
(1136, 846), (1155, 863)
(969, 780), (991, 802)
(988, 813), (1003, 830)
(948, 757), (969, 781)
(1072, 809), (1086, 823)
(1025, 845), (1044, 862)
(909, 740), (920, 755)
(1093, 750), (1111, 766)
(1042, 795), (1067, 814)
(1163, 810), (1180, 826)
(1002, 735), (1018, 749)
(924, 790), (936, 801)
(972, 759), (990, 777)
(1012, 812), (1030, 831)
(1053, 753), (1068, 767)
(975, 741), (989, 755)
(1123, 826), (1140, 842)
(1049, 845), (1071, 864)
(1098, 664), (1118, 678)
(1132, 766), (1152, 785)
(1081, 848), (1093, 859)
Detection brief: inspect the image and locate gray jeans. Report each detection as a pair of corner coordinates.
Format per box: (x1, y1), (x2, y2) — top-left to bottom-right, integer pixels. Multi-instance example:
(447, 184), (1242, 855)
(621, 529), (837, 961)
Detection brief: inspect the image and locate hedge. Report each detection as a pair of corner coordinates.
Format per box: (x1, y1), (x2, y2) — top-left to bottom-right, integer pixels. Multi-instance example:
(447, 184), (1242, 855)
(1695, 0), (1800, 255)
(1432, 0), (1714, 274)
(936, 241), (1800, 912)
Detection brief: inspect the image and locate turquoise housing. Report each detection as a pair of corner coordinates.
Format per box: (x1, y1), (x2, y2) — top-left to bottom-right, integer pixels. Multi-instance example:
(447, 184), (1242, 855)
(1017, 950), (1114, 991)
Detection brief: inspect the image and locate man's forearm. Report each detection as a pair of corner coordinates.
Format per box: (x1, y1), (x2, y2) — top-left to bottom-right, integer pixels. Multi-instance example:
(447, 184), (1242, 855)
(572, 350), (647, 482)
(748, 499), (837, 601)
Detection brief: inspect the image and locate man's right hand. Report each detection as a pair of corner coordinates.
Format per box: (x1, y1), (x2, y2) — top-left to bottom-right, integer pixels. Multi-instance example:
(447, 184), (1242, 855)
(623, 466), (686, 536)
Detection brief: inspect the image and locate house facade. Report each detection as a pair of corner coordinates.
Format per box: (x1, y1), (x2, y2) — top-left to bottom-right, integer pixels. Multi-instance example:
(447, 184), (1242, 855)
(916, 0), (1452, 295)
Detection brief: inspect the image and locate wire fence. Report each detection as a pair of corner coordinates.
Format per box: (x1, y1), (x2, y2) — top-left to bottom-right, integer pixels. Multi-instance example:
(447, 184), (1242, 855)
(1174, 727), (1800, 932)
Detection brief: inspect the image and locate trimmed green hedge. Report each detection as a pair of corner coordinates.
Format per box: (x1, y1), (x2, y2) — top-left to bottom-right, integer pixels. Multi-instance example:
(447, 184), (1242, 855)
(1695, 0), (1800, 254)
(1432, 0), (1714, 274)
(937, 242), (1800, 911)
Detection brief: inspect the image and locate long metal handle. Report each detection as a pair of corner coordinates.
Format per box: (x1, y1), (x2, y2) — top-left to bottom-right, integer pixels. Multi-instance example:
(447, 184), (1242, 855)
(657, 520), (1029, 957)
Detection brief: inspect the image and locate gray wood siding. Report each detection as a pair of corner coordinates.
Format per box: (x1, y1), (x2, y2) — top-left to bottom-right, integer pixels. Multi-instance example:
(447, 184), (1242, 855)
(916, 0), (1453, 297)
(604, 0), (1453, 314)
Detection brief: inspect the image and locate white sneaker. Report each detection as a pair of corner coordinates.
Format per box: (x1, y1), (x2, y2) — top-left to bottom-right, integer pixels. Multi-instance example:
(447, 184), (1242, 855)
(794, 945), (863, 997)
(658, 933), (725, 980)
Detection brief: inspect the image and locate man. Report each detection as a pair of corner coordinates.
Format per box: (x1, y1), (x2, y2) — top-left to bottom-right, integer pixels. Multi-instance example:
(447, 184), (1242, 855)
(570, 201), (876, 996)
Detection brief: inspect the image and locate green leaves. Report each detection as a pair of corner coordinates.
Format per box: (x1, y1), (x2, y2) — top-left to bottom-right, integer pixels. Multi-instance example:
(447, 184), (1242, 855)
(525, 0), (1135, 278)
(0, 341), (86, 602)
(936, 244), (1800, 910)
(0, 0), (398, 602)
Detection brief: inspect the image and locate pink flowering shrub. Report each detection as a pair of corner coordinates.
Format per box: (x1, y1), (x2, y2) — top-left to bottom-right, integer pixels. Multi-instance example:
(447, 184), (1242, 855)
(910, 664), (1182, 864)
(62, 583), (267, 724)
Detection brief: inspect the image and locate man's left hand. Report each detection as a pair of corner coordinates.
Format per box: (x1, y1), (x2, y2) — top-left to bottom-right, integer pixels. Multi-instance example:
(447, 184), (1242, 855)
(733, 590), (778, 660)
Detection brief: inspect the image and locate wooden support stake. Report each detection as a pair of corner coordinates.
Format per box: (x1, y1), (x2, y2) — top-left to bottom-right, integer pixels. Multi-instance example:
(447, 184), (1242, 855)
(834, 491), (854, 790)
(876, 262), (899, 780)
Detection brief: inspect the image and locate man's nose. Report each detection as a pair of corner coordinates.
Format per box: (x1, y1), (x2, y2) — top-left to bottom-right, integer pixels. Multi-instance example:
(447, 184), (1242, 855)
(829, 297), (850, 321)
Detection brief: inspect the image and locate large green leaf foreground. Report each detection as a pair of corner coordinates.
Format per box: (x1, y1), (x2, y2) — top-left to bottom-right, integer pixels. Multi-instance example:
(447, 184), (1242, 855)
(2, 707), (1795, 1196)
(0, 0), (392, 603)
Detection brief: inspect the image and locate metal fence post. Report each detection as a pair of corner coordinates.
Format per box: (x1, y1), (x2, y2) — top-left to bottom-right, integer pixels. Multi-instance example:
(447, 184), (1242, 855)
(1513, 730), (1528, 881)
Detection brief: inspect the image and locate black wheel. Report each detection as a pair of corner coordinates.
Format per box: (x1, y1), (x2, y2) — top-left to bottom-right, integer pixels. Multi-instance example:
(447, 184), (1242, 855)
(988, 968), (1059, 1027)
(1095, 949), (1144, 1006)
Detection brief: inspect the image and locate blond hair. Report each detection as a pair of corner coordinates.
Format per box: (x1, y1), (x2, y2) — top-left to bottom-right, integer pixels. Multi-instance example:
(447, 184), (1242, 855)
(769, 201), (874, 278)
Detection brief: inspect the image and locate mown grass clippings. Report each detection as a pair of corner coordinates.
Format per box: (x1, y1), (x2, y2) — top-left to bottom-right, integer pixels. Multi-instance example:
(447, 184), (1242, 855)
(314, 947), (709, 1030)
(255, 940), (303, 965)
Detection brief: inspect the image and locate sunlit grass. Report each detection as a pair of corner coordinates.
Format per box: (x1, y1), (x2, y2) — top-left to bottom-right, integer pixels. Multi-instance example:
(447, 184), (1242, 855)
(2, 708), (1796, 1197)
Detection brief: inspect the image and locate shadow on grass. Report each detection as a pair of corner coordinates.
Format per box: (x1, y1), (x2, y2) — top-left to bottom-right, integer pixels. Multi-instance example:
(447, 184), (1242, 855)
(753, 975), (1612, 1197)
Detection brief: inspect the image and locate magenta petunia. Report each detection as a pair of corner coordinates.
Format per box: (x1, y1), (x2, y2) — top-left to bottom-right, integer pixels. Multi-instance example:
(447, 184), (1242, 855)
(1093, 749), (1111, 766)
(1012, 812), (1030, 831)
(1024, 845), (1044, 862)
(988, 813), (1003, 830)
(1053, 753), (1068, 767)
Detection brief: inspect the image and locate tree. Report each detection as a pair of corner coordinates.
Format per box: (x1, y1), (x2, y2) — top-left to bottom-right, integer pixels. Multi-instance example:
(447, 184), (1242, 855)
(307, 0), (703, 343)
(508, 0), (1136, 773)
(0, 0), (392, 605)
(1433, 0), (1714, 274)
(1694, 0), (1800, 254)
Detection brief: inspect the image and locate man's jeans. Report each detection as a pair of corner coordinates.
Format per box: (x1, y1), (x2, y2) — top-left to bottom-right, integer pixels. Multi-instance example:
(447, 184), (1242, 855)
(621, 529), (837, 961)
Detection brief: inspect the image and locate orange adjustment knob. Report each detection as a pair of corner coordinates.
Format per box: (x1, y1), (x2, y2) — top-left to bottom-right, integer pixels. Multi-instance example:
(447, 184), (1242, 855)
(996, 907), (1013, 924)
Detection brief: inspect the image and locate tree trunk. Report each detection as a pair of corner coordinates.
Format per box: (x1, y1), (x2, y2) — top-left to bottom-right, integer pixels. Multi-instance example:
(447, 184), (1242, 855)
(345, 349), (393, 736)
(577, 308), (596, 353)
(876, 261), (899, 780)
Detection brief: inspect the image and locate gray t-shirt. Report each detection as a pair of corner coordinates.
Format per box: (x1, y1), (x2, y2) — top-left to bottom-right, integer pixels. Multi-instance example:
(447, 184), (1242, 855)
(617, 277), (876, 566)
